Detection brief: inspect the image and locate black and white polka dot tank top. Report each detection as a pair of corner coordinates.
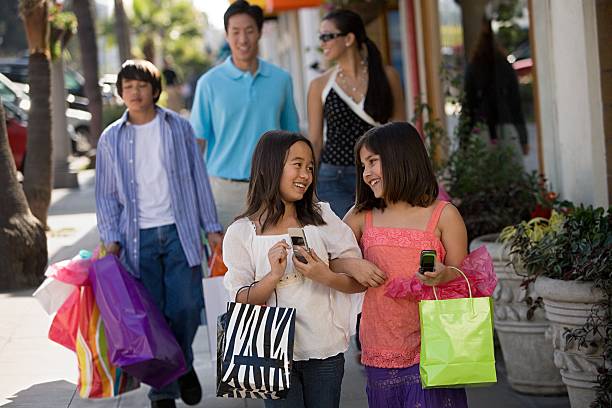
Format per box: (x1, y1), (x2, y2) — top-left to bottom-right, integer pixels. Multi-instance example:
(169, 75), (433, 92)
(321, 68), (379, 166)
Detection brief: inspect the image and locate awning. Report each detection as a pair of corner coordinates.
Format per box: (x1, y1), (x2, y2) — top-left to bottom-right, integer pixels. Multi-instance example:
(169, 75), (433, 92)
(229, 0), (322, 14)
(244, 0), (267, 8)
(265, 0), (322, 12)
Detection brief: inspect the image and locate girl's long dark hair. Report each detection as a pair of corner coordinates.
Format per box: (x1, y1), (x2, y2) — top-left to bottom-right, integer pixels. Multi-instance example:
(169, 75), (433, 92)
(323, 9), (393, 123)
(238, 131), (325, 232)
(354, 122), (438, 212)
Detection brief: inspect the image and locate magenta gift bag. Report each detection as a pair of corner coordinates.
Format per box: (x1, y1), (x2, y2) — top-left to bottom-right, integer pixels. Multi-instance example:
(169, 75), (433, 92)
(89, 255), (187, 389)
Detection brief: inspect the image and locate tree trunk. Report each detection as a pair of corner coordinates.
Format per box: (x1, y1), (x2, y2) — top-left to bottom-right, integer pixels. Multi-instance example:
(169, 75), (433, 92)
(114, 0), (132, 63)
(51, 56), (78, 188)
(0, 101), (47, 291)
(73, 0), (102, 148)
(23, 52), (53, 227)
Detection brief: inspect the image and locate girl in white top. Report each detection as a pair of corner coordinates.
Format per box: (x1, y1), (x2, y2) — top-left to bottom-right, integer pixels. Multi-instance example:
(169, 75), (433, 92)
(223, 130), (365, 408)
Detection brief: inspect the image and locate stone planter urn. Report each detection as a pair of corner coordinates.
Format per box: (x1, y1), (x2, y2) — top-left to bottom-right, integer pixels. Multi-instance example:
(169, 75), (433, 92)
(470, 234), (566, 395)
(535, 276), (608, 408)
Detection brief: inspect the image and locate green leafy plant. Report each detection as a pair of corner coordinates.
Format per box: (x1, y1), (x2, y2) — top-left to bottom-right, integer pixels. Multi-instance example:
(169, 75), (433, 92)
(500, 211), (565, 319)
(502, 204), (612, 407)
(49, 4), (77, 60)
(443, 134), (538, 240)
(512, 205), (611, 282)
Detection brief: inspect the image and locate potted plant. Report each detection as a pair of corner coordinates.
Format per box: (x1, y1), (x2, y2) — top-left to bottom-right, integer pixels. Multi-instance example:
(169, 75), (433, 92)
(503, 204), (612, 407)
(494, 209), (566, 395)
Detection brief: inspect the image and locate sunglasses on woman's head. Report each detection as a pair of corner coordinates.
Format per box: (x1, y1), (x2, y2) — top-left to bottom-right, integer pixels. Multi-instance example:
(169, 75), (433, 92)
(318, 32), (347, 42)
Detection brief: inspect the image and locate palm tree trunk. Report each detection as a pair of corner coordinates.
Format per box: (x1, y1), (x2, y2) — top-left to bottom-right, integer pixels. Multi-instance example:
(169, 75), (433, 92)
(23, 51), (53, 227)
(20, 0), (53, 226)
(114, 0), (132, 63)
(0, 101), (47, 290)
(73, 0), (102, 148)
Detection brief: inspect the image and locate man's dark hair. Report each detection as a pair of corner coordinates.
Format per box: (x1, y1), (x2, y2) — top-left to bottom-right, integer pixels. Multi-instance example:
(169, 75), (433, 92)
(224, 0), (264, 33)
(354, 122), (438, 212)
(116, 59), (162, 103)
(237, 130), (325, 233)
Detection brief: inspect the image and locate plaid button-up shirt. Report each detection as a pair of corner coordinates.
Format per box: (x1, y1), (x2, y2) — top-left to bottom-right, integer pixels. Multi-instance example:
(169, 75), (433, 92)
(95, 107), (222, 277)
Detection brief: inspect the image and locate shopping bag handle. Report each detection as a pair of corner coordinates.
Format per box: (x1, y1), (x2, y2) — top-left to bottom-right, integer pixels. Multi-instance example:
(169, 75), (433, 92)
(432, 266), (472, 300)
(236, 282), (278, 306)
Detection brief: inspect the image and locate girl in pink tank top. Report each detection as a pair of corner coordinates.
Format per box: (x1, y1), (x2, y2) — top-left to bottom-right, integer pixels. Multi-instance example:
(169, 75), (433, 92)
(344, 123), (469, 407)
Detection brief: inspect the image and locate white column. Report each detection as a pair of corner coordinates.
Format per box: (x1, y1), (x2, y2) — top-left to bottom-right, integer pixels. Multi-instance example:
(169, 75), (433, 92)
(535, 0), (608, 207)
(51, 58), (78, 189)
(299, 7), (323, 132)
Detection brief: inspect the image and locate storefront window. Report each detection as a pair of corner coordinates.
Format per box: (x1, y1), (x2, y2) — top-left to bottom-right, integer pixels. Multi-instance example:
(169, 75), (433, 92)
(438, 0), (540, 173)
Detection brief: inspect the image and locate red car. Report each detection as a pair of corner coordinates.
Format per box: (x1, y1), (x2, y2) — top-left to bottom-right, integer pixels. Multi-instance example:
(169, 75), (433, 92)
(4, 101), (27, 171)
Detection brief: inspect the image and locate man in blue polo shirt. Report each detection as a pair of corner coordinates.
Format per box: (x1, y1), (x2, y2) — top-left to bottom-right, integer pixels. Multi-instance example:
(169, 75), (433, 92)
(190, 0), (299, 228)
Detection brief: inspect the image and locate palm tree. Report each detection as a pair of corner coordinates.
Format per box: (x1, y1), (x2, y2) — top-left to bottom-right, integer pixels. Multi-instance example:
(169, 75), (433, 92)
(72, 0), (102, 148)
(0, 100), (47, 290)
(114, 0), (132, 63)
(20, 0), (53, 227)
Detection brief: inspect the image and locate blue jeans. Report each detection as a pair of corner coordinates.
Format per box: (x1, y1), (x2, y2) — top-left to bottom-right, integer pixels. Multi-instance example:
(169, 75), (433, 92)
(138, 224), (204, 401)
(317, 163), (356, 218)
(264, 353), (345, 408)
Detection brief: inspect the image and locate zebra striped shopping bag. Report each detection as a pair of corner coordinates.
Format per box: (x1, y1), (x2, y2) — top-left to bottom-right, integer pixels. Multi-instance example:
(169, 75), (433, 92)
(216, 301), (296, 399)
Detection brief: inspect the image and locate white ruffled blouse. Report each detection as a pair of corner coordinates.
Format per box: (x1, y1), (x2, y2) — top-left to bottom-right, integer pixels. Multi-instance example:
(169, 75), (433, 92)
(222, 202), (363, 361)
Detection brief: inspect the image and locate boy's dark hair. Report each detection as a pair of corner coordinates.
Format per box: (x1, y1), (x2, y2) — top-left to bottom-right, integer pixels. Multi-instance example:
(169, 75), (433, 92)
(354, 122), (438, 212)
(323, 9), (393, 123)
(116, 59), (162, 103)
(238, 130), (325, 232)
(224, 0), (264, 33)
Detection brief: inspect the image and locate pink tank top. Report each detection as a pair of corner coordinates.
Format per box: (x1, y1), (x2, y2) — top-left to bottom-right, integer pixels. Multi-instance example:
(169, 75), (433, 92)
(359, 201), (448, 368)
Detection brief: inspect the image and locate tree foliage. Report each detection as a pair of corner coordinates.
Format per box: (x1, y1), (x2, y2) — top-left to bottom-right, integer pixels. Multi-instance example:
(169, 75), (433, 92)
(101, 0), (211, 82)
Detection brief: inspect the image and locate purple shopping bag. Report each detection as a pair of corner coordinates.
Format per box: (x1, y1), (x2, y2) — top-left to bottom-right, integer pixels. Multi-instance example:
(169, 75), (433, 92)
(89, 255), (187, 389)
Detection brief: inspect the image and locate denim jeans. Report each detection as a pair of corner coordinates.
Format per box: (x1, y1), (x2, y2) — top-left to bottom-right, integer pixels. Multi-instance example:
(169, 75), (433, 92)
(264, 353), (345, 408)
(317, 163), (357, 218)
(138, 224), (204, 401)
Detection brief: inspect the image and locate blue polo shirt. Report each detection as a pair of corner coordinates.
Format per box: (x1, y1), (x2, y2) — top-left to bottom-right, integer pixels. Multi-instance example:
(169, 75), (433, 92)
(190, 57), (299, 180)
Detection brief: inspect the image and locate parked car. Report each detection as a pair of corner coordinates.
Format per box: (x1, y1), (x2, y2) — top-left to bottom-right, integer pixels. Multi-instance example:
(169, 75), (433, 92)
(0, 57), (90, 111)
(506, 40), (533, 81)
(0, 72), (91, 155)
(4, 99), (27, 172)
(99, 73), (121, 104)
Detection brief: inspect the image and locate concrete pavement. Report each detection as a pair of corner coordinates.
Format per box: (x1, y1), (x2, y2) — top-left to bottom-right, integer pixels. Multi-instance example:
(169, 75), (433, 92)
(0, 171), (571, 407)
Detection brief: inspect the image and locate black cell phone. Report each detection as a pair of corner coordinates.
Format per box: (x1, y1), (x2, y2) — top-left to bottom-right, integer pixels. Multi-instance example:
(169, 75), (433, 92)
(420, 249), (436, 273)
(288, 228), (310, 263)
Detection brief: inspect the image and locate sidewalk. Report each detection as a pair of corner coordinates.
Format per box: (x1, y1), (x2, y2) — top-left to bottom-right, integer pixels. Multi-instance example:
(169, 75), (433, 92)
(0, 171), (571, 407)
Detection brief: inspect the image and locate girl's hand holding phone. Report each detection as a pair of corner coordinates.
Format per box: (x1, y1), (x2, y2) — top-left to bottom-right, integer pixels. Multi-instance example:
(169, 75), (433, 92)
(293, 247), (330, 283)
(416, 261), (458, 286)
(268, 240), (290, 280)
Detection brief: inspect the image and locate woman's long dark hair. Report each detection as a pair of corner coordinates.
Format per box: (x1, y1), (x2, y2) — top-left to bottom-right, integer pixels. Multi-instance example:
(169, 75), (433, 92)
(238, 131), (325, 232)
(323, 9), (393, 123)
(470, 18), (505, 66)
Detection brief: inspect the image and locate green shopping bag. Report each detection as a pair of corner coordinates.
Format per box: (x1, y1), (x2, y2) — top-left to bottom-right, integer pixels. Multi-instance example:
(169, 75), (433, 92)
(419, 267), (497, 388)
